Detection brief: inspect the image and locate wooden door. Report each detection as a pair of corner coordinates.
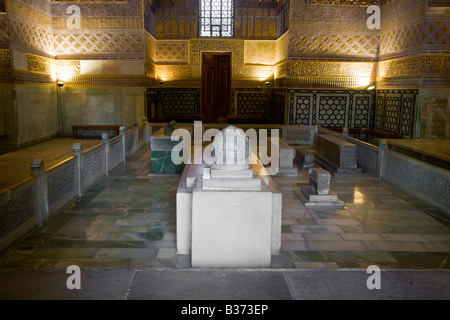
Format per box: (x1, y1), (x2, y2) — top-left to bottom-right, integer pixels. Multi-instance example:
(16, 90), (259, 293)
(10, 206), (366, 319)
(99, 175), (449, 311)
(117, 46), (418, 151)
(201, 53), (231, 123)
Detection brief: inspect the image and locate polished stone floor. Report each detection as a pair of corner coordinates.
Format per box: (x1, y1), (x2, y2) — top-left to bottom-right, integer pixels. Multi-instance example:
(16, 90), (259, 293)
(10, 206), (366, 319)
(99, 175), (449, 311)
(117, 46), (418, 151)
(0, 144), (449, 270)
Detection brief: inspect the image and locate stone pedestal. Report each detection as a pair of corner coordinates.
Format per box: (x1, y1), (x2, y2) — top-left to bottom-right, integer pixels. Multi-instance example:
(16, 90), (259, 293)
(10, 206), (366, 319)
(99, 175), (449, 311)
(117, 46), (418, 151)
(296, 168), (345, 208)
(315, 134), (364, 178)
(176, 126), (282, 268)
(192, 191), (272, 268)
(267, 138), (299, 177)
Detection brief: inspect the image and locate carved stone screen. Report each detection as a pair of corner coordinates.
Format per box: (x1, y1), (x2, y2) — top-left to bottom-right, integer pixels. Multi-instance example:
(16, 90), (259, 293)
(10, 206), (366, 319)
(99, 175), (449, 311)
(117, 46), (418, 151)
(200, 0), (234, 37)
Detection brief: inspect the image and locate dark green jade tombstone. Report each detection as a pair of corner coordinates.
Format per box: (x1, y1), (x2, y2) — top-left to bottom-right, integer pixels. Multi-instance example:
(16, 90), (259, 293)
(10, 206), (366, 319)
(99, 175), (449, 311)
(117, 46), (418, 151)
(150, 121), (186, 175)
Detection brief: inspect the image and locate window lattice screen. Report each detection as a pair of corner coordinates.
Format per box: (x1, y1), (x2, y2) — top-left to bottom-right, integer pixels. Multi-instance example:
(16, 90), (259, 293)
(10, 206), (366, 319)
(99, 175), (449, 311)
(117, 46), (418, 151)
(200, 0), (234, 37)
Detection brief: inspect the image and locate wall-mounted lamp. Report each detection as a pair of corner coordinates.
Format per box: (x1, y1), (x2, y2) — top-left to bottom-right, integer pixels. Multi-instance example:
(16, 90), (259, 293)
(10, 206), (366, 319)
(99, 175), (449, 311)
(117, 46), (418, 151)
(160, 80), (164, 88)
(56, 81), (64, 137)
(367, 86), (375, 91)
(265, 81), (270, 87)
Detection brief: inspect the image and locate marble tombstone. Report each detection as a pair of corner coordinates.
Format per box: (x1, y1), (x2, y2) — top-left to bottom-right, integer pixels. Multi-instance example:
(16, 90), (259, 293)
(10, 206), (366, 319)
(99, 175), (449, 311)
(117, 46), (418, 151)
(176, 126), (282, 268)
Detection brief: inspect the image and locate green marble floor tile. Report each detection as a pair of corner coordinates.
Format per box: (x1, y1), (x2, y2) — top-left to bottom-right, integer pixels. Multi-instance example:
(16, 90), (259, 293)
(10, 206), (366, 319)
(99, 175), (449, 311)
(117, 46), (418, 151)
(295, 219), (318, 226)
(421, 234), (450, 241)
(323, 251), (399, 268)
(270, 260), (296, 269)
(48, 232), (87, 241)
(53, 258), (132, 269)
(4, 243), (37, 255)
(358, 218), (443, 227)
(141, 229), (164, 241)
(55, 225), (103, 234)
(363, 241), (428, 252)
(306, 241), (367, 252)
(156, 248), (177, 259)
(100, 225), (151, 233)
(0, 258), (60, 269)
(281, 241), (308, 251)
(293, 262), (340, 269)
(89, 216), (120, 226)
(311, 210), (354, 219)
(107, 233), (153, 242)
(128, 258), (179, 269)
(31, 248), (99, 259)
(389, 252), (450, 269)
(340, 225), (396, 234)
(421, 242), (450, 252)
(71, 240), (146, 249)
(95, 248), (157, 259)
(290, 251), (328, 263)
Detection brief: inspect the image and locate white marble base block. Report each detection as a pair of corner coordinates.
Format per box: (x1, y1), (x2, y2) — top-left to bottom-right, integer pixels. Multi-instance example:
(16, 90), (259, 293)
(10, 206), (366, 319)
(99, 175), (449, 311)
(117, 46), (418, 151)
(176, 126), (282, 268)
(191, 192), (272, 268)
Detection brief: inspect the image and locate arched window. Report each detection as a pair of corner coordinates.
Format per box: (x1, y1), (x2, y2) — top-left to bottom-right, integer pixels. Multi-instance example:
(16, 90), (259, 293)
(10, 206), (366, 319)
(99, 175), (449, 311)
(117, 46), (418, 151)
(199, 0), (234, 37)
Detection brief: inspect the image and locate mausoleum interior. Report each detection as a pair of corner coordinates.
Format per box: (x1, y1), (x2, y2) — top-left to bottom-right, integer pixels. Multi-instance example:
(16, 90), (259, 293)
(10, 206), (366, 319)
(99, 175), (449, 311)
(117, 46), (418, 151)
(0, 0), (449, 299)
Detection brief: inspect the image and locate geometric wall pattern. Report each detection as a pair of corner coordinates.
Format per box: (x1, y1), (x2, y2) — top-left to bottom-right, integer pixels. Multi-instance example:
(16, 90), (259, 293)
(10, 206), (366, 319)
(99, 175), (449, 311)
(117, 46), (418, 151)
(0, 18), (10, 44)
(149, 88), (378, 130)
(53, 32), (144, 55)
(153, 0), (279, 40)
(293, 93), (314, 125)
(378, 55), (449, 80)
(150, 88), (200, 119)
(0, 49), (11, 68)
(235, 92), (269, 116)
(9, 20), (54, 55)
(161, 90), (199, 116)
(287, 89), (375, 128)
(234, 11), (277, 40)
(353, 95), (372, 128)
(380, 21), (449, 57)
(290, 34), (380, 57)
(155, 41), (188, 63)
(375, 90), (418, 137)
(317, 95), (349, 127)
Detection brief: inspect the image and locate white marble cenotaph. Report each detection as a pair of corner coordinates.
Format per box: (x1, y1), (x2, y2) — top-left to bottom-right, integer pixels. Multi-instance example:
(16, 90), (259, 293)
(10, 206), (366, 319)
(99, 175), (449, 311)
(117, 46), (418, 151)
(176, 126), (282, 268)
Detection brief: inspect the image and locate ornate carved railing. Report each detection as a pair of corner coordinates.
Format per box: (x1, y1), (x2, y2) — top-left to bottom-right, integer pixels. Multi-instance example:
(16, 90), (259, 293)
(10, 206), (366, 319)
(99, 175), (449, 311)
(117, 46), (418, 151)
(0, 122), (150, 252)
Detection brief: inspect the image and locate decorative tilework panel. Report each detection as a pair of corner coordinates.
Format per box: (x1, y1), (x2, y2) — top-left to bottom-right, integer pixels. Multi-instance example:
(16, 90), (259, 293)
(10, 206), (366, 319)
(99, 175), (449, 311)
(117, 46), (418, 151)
(236, 92), (268, 116)
(160, 89), (200, 117)
(286, 89), (375, 128)
(317, 94), (350, 128)
(293, 93), (314, 125)
(48, 164), (76, 207)
(0, 183), (34, 239)
(375, 90), (418, 136)
(352, 94), (372, 128)
(383, 150), (450, 209)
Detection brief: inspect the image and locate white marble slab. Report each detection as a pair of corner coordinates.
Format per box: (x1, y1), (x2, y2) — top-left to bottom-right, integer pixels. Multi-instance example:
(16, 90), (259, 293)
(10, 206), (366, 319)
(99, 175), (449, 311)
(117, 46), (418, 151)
(191, 191), (272, 268)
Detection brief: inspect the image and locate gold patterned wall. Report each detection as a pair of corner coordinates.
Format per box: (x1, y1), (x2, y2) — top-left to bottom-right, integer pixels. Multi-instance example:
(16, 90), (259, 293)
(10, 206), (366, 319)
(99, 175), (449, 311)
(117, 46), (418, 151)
(156, 40), (189, 63)
(5, 0), (54, 55)
(289, 1), (381, 61)
(0, 0), (447, 88)
(154, 0), (199, 39)
(286, 60), (376, 88)
(378, 0), (450, 88)
(0, 49), (11, 68)
(51, 0), (145, 59)
(380, 0), (449, 59)
(0, 16), (9, 47)
(378, 55), (450, 78)
(235, 0), (278, 40)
